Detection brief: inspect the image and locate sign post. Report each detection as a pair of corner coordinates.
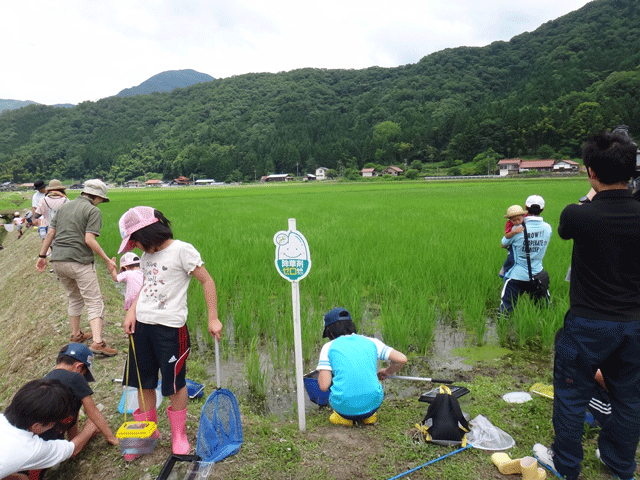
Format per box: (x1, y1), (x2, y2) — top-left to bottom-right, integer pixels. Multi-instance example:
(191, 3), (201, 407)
(274, 218), (311, 431)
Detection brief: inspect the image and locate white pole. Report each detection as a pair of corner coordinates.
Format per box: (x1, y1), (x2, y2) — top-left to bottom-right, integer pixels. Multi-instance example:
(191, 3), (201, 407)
(288, 218), (306, 431)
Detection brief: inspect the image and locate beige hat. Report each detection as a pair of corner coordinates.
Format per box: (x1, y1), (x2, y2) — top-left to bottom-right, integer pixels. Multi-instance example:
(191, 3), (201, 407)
(46, 179), (66, 192)
(82, 179), (110, 202)
(504, 205), (526, 218)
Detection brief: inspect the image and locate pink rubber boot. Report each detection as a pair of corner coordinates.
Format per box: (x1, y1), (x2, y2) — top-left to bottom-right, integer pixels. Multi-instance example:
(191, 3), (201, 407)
(124, 408), (159, 461)
(167, 406), (190, 454)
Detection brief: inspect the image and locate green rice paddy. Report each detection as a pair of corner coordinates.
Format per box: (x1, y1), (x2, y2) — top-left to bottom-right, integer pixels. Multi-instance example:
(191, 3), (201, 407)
(97, 177), (587, 373)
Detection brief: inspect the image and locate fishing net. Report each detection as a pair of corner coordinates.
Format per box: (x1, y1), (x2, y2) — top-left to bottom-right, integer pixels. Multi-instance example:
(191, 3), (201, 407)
(465, 414), (515, 451)
(196, 388), (243, 463)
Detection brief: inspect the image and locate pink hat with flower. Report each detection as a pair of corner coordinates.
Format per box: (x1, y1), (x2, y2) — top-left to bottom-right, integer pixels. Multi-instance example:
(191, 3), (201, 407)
(118, 206), (158, 254)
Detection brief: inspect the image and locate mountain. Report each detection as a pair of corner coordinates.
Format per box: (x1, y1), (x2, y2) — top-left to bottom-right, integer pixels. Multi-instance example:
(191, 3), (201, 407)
(115, 69), (214, 97)
(0, 0), (639, 184)
(0, 99), (38, 114)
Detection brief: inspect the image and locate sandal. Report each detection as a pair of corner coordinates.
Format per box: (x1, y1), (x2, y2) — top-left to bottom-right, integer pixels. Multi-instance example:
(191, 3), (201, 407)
(70, 331), (92, 343)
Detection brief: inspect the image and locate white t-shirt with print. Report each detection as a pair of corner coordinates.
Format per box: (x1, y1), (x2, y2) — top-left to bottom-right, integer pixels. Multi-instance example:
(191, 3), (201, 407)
(0, 414), (74, 477)
(135, 240), (204, 328)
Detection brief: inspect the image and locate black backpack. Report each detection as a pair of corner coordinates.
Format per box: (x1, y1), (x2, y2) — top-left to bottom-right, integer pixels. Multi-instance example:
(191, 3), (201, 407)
(416, 385), (469, 446)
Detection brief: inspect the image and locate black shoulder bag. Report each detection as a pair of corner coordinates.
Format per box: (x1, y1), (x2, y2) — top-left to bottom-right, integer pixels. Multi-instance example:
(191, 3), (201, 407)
(522, 223), (550, 294)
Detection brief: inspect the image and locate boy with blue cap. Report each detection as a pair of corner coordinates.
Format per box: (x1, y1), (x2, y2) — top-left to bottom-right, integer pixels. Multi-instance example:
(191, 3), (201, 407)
(42, 343), (118, 445)
(316, 307), (407, 426)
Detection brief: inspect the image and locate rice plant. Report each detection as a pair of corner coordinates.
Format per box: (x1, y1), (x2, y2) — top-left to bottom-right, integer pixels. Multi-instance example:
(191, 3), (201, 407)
(98, 177), (589, 359)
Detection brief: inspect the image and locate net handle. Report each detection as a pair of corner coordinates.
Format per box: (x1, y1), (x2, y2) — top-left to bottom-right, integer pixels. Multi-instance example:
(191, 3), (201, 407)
(215, 338), (221, 390)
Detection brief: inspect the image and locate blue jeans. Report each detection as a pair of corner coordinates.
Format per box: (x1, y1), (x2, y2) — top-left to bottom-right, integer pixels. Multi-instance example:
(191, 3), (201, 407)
(552, 313), (640, 480)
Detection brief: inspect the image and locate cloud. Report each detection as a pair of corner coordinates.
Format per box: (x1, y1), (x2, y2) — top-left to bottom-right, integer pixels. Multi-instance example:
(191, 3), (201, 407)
(2, 0), (591, 105)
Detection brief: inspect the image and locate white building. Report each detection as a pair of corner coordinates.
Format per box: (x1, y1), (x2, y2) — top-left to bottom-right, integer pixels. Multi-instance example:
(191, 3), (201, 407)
(315, 167), (329, 180)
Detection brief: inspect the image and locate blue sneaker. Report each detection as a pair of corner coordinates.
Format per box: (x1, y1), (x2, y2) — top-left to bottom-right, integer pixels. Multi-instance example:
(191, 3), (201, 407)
(596, 449), (635, 480)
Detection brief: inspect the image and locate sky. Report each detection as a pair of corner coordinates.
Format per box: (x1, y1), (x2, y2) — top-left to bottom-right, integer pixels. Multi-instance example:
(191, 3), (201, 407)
(3, 0), (593, 106)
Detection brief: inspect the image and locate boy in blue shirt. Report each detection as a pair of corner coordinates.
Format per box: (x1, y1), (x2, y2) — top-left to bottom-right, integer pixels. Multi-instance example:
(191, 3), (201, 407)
(317, 308), (407, 426)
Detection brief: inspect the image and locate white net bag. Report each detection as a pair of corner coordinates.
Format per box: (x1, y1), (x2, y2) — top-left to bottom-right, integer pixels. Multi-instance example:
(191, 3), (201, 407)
(466, 414), (515, 451)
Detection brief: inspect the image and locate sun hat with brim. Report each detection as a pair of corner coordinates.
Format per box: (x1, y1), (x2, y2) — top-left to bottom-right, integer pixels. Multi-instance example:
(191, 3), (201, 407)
(119, 251), (141, 271)
(504, 205), (526, 218)
(61, 343), (95, 382)
(525, 194), (545, 210)
(46, 179), (66, 192)
(82, 179), (110, 202)
(118, 206), (159, 254)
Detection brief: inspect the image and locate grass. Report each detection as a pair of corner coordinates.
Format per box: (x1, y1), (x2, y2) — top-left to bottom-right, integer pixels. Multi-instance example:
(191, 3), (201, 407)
(93, 178), (583, 361)
(0, 220), (638, 478)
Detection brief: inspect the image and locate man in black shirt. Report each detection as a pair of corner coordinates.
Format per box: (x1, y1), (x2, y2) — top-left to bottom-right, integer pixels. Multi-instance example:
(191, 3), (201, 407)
(533, 130), (640, 480)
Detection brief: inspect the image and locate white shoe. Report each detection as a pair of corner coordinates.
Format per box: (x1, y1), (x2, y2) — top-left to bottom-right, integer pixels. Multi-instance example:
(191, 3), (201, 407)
(532, 444), (563, 478)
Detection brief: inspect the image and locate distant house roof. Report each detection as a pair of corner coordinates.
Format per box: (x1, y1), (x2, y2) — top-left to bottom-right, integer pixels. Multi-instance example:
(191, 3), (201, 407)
(361, 168), (376, 173)
(264, 174), (294, 182)
(145, 179), (162, 185)
(385, 166), (403, 173)
(520, 159), (555, 169)
(498, 158), (521, 165)
(556, 159), (579, 166)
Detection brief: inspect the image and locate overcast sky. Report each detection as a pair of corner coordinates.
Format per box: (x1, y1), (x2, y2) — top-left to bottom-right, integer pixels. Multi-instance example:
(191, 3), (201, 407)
(3, 0), (592, 105)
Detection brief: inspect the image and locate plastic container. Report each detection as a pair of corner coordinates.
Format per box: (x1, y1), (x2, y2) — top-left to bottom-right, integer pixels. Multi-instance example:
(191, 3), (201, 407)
(419, 385), (470, 411)
(186, 379), (205, 399)
(118, 382), (163, 414)
(303, 370), (330, 406)
(116, 421), (158, 456)
(419, 385), (470, 403)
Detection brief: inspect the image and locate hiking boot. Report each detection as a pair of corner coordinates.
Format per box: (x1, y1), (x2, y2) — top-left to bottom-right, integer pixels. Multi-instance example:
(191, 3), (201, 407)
(329, 412), (353, 426)
(596, 449), (636, 480)
(90, 341), (118, 357)
(361, 412), (378, 425)
(70, 331), (92, 343)
(532, 444), (563, 479)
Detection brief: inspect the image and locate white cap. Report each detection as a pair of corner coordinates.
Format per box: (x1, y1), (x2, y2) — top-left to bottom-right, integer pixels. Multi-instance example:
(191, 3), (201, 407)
(525, 195), (545, 210)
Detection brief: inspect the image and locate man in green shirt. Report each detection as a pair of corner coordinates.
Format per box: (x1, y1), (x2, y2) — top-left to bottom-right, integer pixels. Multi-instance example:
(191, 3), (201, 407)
(36, 180), (118, 357)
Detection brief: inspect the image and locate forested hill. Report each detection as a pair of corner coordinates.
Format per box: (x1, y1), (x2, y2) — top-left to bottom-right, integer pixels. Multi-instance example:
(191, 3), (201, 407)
(115, 69), (215, 98)
(1, 0), (639, 184)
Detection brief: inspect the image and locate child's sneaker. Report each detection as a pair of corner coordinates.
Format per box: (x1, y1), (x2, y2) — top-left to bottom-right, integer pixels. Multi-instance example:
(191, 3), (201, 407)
(532, 444), (563, 479)
(596, 449), (636, 480)
(329, 412), (353, 426)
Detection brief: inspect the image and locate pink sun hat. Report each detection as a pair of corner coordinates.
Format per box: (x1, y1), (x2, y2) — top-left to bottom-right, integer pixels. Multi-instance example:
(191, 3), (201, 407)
(118, 206), (158, 254)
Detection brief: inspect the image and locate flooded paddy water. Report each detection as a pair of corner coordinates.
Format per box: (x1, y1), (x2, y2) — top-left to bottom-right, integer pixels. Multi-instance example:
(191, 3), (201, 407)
(194, 319), (503, 419)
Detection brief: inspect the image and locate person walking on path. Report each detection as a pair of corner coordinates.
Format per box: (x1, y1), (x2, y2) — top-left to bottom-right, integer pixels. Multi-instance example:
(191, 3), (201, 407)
(107, 252), (144, 312)
(35, 179), (118, 357)
(533, 129), (640, 480)
(34, 179), (69, 245)
(31, 180), (46, 226)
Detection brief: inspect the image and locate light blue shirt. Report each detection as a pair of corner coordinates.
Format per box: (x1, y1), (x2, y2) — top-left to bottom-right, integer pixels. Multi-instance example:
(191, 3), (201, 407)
(501, 216), (552, 281)
(316, 334), (391, 416)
